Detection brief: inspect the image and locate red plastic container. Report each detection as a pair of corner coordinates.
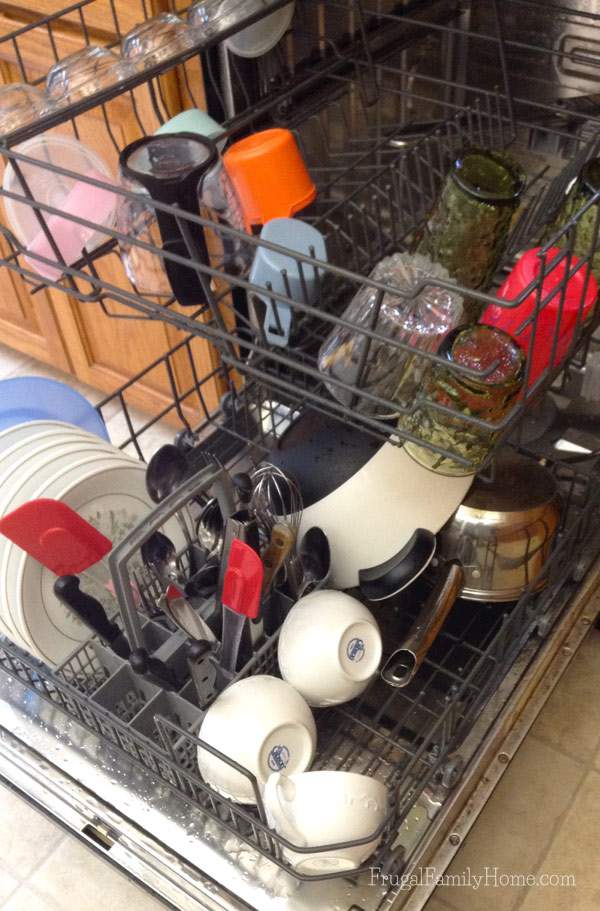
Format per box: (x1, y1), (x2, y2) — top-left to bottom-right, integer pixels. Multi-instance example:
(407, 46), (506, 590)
(481, 246), (598, 386)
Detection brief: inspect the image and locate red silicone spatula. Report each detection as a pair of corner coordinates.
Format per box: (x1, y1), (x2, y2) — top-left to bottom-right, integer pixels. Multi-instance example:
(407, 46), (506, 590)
(215, 537), (263, 691)
(0, 498), (112, 576)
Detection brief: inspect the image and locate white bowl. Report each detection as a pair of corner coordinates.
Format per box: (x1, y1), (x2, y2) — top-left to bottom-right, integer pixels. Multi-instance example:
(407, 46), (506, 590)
(264, 770), (388, 874)
(278, 590), (382, 706)
(197, 675), (316, 804)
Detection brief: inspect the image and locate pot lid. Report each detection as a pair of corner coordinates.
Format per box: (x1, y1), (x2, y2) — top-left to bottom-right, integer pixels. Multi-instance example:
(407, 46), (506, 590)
(460, 448), (557, 514)
(269, 410), (384, 507)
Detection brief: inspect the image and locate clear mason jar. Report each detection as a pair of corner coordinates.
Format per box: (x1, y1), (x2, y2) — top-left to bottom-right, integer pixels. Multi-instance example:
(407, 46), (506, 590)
(415, 148), (526, 322)
(318, 253), (463, 417)
(399, 324), (525, 476)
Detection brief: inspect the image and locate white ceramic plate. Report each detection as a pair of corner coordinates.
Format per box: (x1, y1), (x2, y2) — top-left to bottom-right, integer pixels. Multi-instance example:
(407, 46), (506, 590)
(0, 448), (136, 653)
(7, 457), (185, 666)
(0, 419), (80, 454)
(0, 434), (125, 636)
(0, 434), (120, 503)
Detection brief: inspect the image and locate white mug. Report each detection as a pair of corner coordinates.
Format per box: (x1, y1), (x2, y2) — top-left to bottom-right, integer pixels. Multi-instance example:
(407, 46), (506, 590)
(197, 675), (316, 804)
(264, 770), (389, 874)
(277, 590), (382, 706)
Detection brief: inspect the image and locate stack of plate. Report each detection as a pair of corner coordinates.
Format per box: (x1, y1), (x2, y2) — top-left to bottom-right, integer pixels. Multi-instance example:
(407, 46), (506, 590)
(0, 420), (183, 667)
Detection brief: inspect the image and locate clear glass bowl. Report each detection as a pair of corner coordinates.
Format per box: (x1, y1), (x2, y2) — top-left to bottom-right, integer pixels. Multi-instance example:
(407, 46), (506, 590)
(0, 84), (46, 136)
(188, 0), (262, 36)
(45, 46), (128, 107)
(122, 13), (195, 69)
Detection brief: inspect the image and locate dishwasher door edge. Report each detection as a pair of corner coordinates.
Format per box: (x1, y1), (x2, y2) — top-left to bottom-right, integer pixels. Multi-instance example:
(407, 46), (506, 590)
(0, 559), (599, 911)
(395, 558), (600, 910)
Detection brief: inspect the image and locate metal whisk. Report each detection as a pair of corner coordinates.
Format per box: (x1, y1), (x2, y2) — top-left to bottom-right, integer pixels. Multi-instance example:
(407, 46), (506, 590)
(250, 463), (304, 599)
(249, 463), (303, 539)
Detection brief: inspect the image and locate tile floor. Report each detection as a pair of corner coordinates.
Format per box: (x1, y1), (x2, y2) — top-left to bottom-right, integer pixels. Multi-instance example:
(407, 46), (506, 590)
(0, 343), (599, 910)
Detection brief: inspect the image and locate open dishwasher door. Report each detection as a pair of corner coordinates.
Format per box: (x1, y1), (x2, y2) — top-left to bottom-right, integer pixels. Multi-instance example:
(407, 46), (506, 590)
(2, 0), (600, 909)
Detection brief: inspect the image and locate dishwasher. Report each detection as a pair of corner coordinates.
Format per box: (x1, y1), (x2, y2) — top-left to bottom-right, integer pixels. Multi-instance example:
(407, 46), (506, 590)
(1, 1), (600, 909)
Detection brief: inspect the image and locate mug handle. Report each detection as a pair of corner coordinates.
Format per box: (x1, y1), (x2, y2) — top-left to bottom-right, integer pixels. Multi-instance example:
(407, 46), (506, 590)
(265, 773), (307, 847)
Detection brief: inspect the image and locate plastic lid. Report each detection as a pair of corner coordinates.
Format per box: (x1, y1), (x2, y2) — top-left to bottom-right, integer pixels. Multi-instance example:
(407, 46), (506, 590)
(225, 2), (295, 57)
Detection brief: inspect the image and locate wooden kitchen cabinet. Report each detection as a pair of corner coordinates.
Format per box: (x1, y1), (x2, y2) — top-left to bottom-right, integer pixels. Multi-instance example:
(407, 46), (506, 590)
(0, 0), (224, 419)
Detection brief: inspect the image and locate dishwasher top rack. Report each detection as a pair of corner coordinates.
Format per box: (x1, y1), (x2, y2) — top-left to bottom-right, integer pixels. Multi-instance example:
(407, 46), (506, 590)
(1, 0), (600, 469)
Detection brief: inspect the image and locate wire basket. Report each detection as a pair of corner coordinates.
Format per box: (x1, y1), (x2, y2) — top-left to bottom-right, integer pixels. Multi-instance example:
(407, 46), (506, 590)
(1, 0), (600, 470)
(1, 347), (598, 881)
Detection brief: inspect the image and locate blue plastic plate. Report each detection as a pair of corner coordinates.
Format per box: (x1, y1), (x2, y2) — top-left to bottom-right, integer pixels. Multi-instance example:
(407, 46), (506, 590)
(0, 376), (109, 441)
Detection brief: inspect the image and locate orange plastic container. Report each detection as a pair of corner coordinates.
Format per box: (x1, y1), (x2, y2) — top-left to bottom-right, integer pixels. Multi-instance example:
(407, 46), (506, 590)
(223, 128), (316, 229)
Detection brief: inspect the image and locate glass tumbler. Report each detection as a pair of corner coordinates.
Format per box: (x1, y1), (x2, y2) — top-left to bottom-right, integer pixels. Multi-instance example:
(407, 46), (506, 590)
(544, 157), (600, 280)
(399, 324), (525, 475)
(416, 149), (526, 321)
(318, 253), (464, 416)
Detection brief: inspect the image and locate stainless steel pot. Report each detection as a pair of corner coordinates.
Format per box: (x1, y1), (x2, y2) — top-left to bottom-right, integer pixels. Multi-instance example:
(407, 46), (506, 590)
(376, 450), (562, 688)
(435, 449), (562, 602)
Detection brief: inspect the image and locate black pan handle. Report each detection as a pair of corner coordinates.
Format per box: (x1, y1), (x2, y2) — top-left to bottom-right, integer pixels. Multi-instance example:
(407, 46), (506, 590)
(54, 575), (131, 660)
(359, 528), (437, 602)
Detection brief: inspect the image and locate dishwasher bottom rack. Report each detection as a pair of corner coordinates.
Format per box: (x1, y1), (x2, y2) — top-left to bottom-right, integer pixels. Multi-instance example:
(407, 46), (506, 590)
(0, 443), (597, 883)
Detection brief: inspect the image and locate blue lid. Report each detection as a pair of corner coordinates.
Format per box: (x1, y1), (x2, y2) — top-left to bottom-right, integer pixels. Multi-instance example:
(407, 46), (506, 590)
(0, 376), (109, 440)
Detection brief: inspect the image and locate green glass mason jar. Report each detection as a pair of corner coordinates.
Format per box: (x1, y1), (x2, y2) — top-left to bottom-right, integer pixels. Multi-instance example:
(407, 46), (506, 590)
(399, 324), (525, 476)
(415, 149), (526, 322)
(544, 157), (600, 279)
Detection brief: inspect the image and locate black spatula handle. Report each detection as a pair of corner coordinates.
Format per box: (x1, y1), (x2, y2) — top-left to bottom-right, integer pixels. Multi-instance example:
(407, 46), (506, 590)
(54, 575), (131, 660)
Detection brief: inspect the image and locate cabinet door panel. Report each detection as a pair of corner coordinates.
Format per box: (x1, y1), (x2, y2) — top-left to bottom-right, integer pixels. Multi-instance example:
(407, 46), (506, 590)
(0, 14), (224, 421)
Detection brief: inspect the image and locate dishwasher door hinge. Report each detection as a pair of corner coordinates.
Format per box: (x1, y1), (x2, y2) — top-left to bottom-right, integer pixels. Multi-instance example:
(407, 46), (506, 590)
(81, 819), (119, 851)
